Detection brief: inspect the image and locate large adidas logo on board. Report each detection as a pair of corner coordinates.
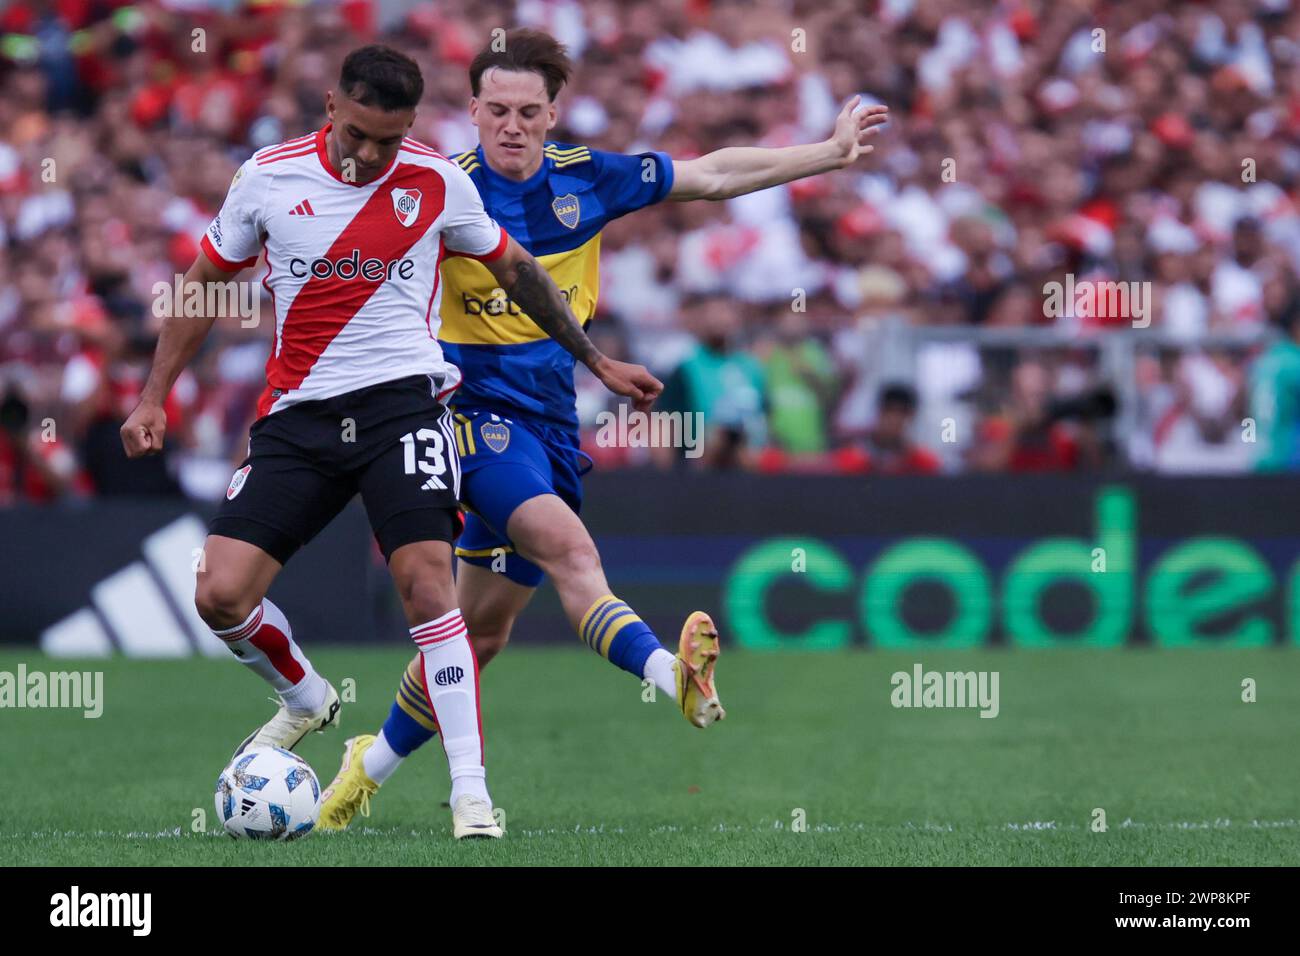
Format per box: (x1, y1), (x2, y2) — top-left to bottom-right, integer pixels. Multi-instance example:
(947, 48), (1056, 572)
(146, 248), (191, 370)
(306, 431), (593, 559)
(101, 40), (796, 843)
(40, 516), (230, 659)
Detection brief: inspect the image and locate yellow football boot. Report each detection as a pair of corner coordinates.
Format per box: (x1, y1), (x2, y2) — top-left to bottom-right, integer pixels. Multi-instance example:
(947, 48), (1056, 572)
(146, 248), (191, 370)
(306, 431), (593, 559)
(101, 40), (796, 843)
(317, 735), (380, 831)
(675, 611), (726, 728)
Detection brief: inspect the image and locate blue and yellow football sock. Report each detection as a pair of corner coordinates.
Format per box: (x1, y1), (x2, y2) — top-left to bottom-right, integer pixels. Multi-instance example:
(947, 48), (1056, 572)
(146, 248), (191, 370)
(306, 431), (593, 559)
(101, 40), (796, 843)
(380, 656), (439, 757)
(578, 594), (677, 695)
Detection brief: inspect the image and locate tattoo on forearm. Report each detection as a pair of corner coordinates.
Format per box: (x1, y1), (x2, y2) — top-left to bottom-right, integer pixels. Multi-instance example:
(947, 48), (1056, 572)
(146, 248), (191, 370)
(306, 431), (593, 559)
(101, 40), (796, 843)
(505, 257), (600, 366)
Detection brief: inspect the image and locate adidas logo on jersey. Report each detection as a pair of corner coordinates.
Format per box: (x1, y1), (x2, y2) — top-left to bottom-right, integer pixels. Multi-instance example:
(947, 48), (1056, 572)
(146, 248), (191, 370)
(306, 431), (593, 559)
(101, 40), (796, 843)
(288, 199), (316, 216)
(288, 249), (418, 282)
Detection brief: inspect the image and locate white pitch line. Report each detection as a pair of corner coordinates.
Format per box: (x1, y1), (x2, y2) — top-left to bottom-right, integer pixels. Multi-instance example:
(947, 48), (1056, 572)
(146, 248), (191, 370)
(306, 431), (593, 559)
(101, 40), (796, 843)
(3, 819), (1297, 840)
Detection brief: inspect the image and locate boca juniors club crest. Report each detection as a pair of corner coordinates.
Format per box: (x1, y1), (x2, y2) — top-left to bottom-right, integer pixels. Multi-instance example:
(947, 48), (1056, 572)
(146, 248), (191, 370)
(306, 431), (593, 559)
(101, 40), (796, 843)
(552, 193), (580, 230)
(227, 464), (251, 500)
(391, 188), (422, 227)
(480, 421), (510, 453)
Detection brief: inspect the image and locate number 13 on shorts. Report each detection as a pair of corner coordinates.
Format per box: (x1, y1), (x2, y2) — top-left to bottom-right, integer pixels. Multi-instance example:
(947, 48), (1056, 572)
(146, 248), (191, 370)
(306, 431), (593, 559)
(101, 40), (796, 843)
(400, 426), (457, 494)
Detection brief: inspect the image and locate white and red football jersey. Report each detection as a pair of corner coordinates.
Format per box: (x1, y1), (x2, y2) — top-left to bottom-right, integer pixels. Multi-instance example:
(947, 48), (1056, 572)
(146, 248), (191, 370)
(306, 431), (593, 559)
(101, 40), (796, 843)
(201, 123), (508, 417)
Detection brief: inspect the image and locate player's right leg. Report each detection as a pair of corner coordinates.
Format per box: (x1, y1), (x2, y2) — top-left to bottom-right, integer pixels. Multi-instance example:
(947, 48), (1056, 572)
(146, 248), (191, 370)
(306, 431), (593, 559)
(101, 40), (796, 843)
(195, 536), (340, 754)
(200, 402), (360, 754)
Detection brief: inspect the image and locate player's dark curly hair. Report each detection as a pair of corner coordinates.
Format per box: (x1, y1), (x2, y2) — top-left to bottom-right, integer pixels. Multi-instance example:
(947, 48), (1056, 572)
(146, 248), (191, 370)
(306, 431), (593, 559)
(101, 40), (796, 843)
(469, 28), (573, 101)
(339, 45), (424, 111)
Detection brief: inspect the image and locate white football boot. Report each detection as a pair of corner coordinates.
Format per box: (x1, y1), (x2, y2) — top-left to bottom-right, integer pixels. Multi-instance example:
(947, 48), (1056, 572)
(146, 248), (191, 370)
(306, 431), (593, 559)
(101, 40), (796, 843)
(452, 794), (503, 839)
(234, 681), (341, 757)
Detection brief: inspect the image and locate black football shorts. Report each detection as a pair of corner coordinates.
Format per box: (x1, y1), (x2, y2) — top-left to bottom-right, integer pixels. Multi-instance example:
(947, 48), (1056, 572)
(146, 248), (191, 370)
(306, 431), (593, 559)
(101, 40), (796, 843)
(210, 374), (463, 565)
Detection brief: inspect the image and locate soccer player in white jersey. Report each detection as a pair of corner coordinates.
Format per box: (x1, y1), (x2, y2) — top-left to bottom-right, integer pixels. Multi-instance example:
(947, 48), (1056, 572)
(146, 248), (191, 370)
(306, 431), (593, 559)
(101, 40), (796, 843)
(119, 45), (660, 839)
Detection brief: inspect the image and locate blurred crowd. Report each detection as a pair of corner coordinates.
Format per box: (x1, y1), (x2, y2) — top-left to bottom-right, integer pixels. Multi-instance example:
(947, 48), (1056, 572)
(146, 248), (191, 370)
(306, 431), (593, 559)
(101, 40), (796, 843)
(2, 0), (1300, 503)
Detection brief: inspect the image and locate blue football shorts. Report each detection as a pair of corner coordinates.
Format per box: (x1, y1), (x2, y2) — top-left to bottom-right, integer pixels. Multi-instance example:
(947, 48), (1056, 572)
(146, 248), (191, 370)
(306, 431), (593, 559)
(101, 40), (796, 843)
(450, 408), (591, 587)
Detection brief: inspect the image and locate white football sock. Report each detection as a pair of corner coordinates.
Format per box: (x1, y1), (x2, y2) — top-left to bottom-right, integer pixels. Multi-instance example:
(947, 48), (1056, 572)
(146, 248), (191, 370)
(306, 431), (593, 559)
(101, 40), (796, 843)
(211, 599), (328, 714)
(411, 610), (491, 805)
(644, 648), (679, 700)
(362, 730), (404, 785)
(278, 670), (329, 714)
(450, 774), (490, 805)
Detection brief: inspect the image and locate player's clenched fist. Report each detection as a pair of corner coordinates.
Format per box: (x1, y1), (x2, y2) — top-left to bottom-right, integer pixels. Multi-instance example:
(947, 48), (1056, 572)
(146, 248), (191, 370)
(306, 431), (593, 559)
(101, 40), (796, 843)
(593, 357), (664, 413)
(120, 402), (167, 458)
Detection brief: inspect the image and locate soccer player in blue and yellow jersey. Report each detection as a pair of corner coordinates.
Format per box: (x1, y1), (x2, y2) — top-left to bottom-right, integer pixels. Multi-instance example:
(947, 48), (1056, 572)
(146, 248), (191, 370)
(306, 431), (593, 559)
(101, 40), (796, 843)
(319, 29), (889, 829)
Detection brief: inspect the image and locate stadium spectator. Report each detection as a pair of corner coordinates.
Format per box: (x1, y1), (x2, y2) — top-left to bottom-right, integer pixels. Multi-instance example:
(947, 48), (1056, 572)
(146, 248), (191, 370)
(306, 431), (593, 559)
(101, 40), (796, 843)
(0, 382), (84, 503)
(756, 310), (839, 455)
(658, 294), (766, 468)
(1250, 292), (1300, 471)
(856, 382), (941, 475)
(967, 359), (1082, 473)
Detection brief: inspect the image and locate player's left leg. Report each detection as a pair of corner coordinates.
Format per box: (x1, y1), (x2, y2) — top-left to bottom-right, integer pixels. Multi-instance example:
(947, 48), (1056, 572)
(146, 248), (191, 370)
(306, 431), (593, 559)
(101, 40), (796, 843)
(506, 492), (725, 729)
(354, 394), (499, 838)
(363, 562), (533, 776)
(385, 541), (497, 836)
(449, 417), (704, 712)
(319, 561), (533, 831)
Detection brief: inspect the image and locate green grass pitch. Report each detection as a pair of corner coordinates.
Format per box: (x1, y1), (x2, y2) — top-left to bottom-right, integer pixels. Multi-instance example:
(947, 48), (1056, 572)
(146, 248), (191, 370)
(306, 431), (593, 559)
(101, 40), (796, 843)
(1, 646), (1296, 865)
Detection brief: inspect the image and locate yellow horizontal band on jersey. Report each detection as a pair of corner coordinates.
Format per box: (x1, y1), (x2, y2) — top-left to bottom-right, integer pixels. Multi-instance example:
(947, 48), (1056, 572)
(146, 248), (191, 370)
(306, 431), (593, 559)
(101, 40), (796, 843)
(439, 233), (601, 346)
(544, 144), (589, 156)
(455, 545), (516, 558)
(454, 152), (477, 167)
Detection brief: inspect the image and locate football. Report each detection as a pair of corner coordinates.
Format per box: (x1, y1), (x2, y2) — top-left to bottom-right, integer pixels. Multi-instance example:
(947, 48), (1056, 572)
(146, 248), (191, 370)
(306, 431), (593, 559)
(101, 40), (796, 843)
(214, 746), (321, 841)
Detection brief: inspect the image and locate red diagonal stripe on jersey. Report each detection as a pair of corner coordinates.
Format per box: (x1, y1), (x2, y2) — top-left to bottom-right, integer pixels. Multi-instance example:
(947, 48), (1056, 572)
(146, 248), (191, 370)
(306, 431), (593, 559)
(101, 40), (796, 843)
(302, 198), (315, 216)
(274, 164), (447, 391)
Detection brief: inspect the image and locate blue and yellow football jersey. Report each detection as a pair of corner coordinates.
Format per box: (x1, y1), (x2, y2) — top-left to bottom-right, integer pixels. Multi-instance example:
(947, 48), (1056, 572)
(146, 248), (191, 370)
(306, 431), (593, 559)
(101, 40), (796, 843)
(439, 142), (674, 431)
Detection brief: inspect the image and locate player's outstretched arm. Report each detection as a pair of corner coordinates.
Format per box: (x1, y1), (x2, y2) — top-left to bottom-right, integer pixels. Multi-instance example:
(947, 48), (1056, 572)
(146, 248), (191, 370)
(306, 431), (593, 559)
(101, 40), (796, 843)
(120, 253), (232, 458)
(483, 236), (663, 412)
(668, 96), (889, 202)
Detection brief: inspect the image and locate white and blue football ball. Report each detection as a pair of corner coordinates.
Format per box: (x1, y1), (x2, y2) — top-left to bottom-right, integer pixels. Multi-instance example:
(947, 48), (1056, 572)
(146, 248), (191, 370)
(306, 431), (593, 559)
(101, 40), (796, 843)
(215, 746), (320, 841)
